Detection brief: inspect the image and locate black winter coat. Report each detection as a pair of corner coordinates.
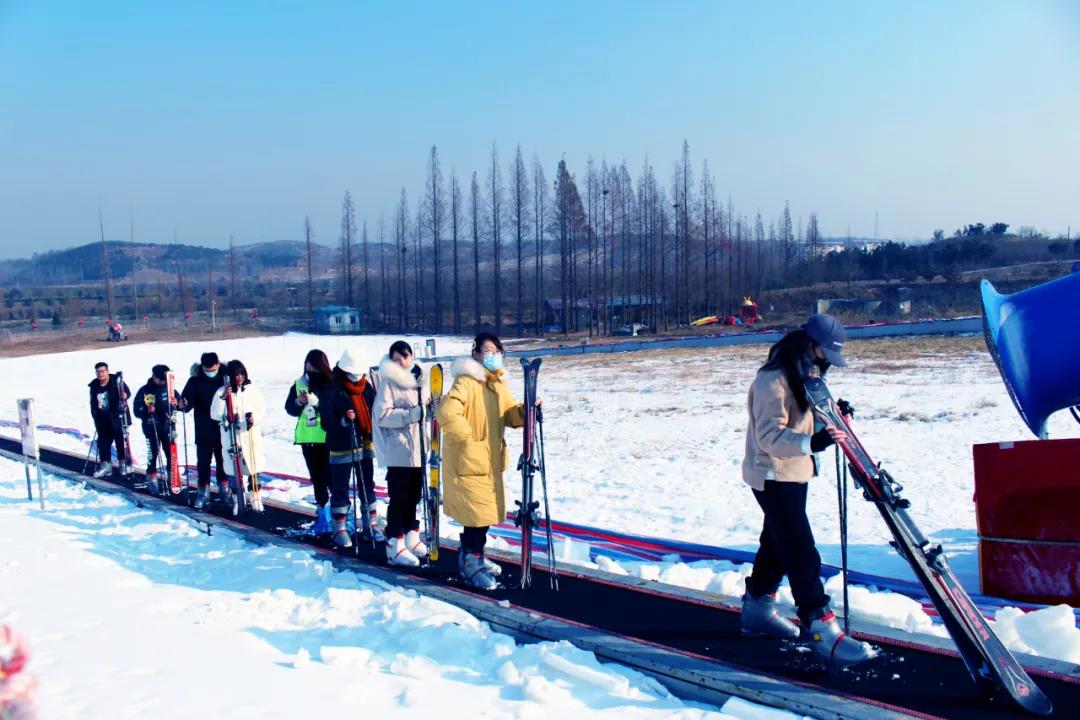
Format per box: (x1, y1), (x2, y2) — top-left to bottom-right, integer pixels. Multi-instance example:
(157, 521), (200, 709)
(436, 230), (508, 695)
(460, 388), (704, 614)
(181, 365), (226, 445)
(132, 380), (180, 433)
(88, 374), (131, 428)
(318, 378), (374, 455)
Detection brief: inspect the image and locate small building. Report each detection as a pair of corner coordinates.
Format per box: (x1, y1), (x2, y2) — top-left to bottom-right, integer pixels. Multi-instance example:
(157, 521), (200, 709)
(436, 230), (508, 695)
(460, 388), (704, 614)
(543, 298), (591, 333)
(604, 294), (656, 325)
(314, 305), (362, 334)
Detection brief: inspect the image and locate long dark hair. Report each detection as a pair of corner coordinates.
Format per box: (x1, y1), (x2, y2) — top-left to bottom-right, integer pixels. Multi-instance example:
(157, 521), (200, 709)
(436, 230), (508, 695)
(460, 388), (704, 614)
(226, 359), (250, 389)
(760, 329), (813, 412)
(304, 349), (333, 392)
(388, 340), (413, 359)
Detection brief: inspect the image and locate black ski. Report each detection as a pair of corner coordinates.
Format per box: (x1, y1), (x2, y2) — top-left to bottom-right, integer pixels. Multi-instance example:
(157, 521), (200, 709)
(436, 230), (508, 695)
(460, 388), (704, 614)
(514, 357), (557, 590)
(805, 376), (1052, 716)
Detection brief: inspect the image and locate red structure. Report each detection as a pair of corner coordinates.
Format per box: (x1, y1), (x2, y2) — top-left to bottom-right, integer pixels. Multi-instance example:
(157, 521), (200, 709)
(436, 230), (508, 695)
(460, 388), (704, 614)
(973, 438), (1080, 604)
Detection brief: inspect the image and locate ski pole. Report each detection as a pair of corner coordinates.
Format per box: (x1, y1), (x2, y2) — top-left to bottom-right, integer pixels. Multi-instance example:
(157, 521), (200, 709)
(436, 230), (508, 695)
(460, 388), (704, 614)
(537, 405), (558, 591)
(835, 444), (850, 635)
(246, 419), (263, 512)
(349, 422), (374, 550)
(82, 430), (98, 475)
(182, 411), (190, 490)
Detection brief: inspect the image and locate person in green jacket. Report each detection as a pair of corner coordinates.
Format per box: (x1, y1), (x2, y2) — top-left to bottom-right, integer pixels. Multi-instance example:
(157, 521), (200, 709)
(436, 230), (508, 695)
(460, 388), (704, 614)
(284, 349), (334, 534)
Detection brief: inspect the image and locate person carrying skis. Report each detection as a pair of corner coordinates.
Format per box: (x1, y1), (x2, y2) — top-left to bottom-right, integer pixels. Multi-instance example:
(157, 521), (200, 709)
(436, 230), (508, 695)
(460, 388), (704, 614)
(739, 313), (874, 666)
(87, 361), (132, 478)
(132, 364), (181, 495)
(284, 349), (333, 534)
(438, 333), (529, 590)
(318, 347), (379, 549)
(373, 340), (430, 567)
(209, 359), (265, 512)
(180, 352), (227, 509)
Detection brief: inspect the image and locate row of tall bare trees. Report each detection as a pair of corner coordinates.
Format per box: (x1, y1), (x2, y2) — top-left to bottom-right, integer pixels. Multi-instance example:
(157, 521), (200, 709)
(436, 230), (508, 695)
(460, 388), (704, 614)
(326, 142), (826, 336)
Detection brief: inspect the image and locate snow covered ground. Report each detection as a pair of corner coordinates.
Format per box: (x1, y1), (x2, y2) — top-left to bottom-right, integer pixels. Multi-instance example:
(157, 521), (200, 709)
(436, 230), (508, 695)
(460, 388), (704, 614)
(1, 332), (1078, 677)
(1, 457), (772, 720)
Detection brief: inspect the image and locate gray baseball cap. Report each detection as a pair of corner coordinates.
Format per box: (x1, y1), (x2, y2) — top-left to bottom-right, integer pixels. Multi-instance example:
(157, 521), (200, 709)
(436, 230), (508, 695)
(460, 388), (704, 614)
(803, 314), (848, 367)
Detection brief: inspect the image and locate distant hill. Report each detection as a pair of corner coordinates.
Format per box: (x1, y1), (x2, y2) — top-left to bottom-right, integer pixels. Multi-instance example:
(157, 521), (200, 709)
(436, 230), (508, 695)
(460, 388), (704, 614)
(0, 240), (342, 285)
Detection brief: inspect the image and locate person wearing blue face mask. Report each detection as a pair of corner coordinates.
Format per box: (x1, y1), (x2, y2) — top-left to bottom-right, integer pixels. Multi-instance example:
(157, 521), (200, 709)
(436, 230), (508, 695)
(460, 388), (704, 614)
(438, 332), (534, 589)
(180, 351), (228, 509)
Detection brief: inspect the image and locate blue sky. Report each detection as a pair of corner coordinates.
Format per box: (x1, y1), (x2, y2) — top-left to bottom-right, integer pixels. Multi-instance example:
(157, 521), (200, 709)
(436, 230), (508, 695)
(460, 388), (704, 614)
(1, 0), (1077, 256)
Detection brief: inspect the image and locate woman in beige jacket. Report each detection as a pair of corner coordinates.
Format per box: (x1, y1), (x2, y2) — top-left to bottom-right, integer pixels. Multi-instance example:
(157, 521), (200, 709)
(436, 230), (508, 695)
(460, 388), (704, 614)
(437, 333), (526, 590)
(740, 314), (875, 668)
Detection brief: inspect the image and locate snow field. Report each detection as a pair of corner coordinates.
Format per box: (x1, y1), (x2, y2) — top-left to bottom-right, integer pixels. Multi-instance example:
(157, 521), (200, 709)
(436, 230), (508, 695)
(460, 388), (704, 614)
(0, 458), (779, 720)
(1, 332), (1077, 665)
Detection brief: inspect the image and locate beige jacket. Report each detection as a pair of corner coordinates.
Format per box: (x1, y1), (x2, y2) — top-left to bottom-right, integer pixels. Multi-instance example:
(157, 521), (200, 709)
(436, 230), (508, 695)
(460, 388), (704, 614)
(372, 356), (431, 469)
(437, 357), (525, 527)
(741, 368), (815, 491)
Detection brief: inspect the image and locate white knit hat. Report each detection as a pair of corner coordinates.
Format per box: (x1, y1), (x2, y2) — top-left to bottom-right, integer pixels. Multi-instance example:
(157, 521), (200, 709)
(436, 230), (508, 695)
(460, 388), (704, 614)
(336, 347), (365, 375)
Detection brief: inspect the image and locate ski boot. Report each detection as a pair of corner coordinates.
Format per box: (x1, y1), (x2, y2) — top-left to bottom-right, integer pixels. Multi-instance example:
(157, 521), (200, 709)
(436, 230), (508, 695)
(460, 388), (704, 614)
(92, 463), (112, 479)
(459, 550), (498, 590)
(740, 592), (800, 639)
(369, 508), (385, 542)
(481, 551), (502, 578)
(193, 485), (211, 510)
(405, 528), (428, 558)
(145, 472), (160, 496)
(310, 505), (332, 535)
(331, 506), (352, 549)
(801, 608), (877, 668)
(386, 535), (420, 567)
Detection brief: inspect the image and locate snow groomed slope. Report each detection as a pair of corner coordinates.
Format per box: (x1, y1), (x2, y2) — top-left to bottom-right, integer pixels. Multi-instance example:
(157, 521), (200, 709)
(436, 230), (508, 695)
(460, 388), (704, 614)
(4, 437), (1078, 719)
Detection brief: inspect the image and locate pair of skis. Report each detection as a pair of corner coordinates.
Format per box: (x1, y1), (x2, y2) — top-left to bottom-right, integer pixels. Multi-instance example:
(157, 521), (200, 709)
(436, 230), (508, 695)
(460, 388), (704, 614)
(514, 358), (558, 590)
(806, 377), (1051, 716)
(421, 364), (443, 564)
(222, 377), (263, 516)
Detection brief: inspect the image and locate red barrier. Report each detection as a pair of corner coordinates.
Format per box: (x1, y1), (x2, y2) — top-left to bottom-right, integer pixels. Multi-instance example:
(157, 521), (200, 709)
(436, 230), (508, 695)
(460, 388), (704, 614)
(973, 438), (1080, 604)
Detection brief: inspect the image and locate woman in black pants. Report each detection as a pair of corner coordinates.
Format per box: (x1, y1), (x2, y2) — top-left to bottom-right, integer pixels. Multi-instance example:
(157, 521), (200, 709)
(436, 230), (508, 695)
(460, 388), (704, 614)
(284, 349), (333, 534)
(739, 314), (875, 667)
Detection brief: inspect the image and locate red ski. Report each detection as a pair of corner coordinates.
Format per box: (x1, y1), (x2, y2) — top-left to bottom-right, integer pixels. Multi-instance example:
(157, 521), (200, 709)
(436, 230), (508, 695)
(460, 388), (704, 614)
(166, 371), (182, 494)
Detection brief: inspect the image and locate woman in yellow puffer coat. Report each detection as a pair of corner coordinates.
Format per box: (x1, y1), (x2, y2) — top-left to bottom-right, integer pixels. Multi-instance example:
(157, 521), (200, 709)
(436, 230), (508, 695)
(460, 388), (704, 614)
(437, 333), (526, 589)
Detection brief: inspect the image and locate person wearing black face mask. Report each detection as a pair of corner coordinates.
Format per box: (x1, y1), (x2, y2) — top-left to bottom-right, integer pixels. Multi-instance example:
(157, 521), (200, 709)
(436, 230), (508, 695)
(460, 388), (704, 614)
(738, 314), (874, 668)
(180, 351), (227, 509)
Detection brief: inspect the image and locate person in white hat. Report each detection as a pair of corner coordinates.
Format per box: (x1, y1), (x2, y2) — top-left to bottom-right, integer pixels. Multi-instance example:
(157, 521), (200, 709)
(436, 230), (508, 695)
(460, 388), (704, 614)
(318, 347), (380, 548)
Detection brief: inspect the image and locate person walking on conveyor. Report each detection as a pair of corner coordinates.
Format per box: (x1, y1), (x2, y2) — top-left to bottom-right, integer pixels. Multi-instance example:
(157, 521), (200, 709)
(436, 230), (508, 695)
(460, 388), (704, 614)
(739, 313), (875, 667)
(87, 361), (132, 478)
(132, 364), (180, 495)
(284, 349), (334, 534)
(319, 347), (380, 548)
(372, 340), (430, 566)
(180, 352), (228, 509)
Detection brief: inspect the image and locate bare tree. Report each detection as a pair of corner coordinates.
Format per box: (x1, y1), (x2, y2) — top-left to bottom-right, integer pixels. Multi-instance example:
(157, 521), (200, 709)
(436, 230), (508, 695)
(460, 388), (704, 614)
(806, 211), (822, 282)
(424, 146), (445, 331)
(229, 234), (237, 319)
(780, 201), (794, 283)
(341, 191), (356, 306)
(510, 144), (529, 336)
(396, 189), (409, 328)
(586, 158), (597, 337)
(449, 171), (462, 333)
(305, 215), (314, 318)
(415, 203), (424, 328)
(470, 171), (482, 331)
(488, 143), (503, 335)
(553, 160), (586, 335)
(379, 216), (388, 327)
(532, 156), (547, 337)
(362, 220), (370, 313)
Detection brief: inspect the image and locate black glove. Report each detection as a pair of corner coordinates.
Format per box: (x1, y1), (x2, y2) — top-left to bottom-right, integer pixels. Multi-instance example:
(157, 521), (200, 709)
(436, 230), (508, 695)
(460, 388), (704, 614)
(245, 412), (254, 429)
(810, 427), (835, 453)
(837, 399), (855, 419)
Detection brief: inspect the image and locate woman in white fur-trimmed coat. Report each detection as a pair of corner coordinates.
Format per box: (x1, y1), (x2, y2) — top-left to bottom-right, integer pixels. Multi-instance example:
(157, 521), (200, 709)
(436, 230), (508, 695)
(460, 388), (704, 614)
(437, 333), (526, 590)
(373, 340), (431, 567)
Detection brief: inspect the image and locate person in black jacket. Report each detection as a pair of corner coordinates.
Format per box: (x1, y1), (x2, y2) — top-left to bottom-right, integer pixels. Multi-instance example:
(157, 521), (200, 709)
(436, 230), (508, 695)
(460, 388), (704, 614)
(88, 361), (131, 478)
(318, 347), (380, 549)
(180, 352), (226, 509)
(133, 364), (181, 495)
(284, 349), (334, 534)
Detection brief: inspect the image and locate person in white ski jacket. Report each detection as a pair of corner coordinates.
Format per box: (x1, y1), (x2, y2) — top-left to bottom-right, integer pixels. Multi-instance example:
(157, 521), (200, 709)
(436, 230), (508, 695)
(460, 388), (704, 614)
(209, 359), (266, 503)
(373, 341), (431, 566)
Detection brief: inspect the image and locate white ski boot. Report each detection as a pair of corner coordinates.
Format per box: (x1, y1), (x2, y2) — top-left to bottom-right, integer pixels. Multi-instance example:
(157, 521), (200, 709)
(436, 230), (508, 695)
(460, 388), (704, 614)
(459, 551), (498, 590)
(405, 528), (428, 558)
(331, 506), (353, 549)
(92, 463), (112, 479)
(386, 535), (420, 567)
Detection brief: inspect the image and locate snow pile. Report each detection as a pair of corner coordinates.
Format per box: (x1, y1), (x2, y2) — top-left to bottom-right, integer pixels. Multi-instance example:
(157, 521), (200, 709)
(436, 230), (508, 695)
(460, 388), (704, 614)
(993, 605), (1080, 664)
(0, 458), (786, 719)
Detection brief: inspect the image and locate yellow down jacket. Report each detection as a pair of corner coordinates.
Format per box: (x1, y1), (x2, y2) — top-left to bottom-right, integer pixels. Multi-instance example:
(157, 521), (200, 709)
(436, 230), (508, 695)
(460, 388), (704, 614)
(437, 356), (525, 527)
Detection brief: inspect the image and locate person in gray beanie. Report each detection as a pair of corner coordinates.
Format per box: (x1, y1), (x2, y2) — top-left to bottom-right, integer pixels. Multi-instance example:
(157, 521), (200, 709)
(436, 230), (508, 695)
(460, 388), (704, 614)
(738, 314), (875, 667)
